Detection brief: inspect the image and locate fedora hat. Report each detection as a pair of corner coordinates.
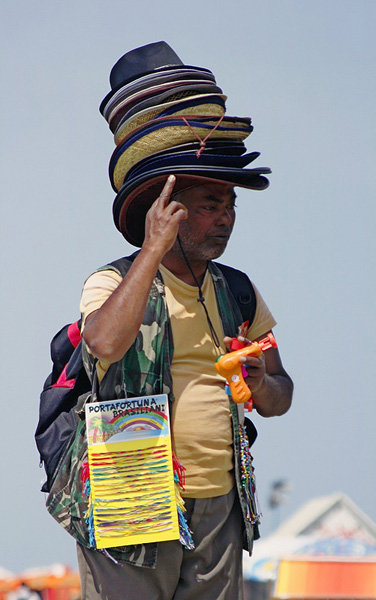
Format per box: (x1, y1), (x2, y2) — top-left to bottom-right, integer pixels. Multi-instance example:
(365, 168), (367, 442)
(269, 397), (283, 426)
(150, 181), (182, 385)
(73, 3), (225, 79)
(100, 42), (271, 247)
(112, 149), (271, 246)
(100, 41), (214, 116)
(108, 81), (223, 133)
(103, 67), (218, 124)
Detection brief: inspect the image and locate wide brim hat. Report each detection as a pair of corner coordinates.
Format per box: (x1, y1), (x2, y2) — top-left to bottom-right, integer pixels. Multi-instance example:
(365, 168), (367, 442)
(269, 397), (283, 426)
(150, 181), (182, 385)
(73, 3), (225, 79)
(113, 93), (227, 143)
(113, 148), (271, 246)
(100, 42), (272, 247)
(100, 41), (215, 116)
(109, 115), (254, 192)
(104, 70), (219, 129)
(108, 82), (224, 135)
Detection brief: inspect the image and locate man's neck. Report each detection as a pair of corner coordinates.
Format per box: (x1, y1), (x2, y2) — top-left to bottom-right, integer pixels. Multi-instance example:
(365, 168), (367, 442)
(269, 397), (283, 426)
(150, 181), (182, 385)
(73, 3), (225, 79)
(161, 253), (208, 287)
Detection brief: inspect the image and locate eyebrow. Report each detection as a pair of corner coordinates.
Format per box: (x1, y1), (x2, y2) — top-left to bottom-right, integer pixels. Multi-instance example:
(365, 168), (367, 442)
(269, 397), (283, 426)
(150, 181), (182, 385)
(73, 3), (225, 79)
(205, 192), (237, 203)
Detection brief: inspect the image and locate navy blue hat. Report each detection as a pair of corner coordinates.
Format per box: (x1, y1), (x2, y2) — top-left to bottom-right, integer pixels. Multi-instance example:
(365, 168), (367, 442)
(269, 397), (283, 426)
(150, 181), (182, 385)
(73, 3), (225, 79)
(100, 41), (212, 116)
(113, 147), (271, 246)
(100, 42), (272, 247)
(109, 115), (254, 192)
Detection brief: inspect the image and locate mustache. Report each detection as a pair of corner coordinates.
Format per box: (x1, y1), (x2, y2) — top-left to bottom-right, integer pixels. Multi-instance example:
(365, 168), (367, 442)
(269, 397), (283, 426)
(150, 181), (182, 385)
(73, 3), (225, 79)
(210, 228), (232, 236)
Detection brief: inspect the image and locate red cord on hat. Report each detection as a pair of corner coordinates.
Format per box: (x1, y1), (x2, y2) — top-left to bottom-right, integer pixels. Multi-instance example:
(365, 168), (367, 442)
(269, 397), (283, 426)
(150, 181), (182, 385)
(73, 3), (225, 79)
(182, 115), (225, 158)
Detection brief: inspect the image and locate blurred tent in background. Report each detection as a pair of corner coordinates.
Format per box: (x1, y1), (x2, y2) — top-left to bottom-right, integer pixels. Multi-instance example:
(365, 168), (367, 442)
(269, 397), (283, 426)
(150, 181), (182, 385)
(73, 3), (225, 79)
(243, 492), (376, 600)
(3, 492), (376, 600)
(274, 556), (376, 600)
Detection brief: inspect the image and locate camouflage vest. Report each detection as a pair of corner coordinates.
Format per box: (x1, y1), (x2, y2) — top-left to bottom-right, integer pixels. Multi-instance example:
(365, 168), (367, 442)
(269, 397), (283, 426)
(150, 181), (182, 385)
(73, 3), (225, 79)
(78, 257), (259, 566)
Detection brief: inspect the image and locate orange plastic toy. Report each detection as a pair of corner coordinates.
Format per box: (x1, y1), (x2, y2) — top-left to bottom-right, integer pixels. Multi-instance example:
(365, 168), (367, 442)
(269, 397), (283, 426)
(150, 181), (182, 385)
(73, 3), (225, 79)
(215, 333), (277, 405)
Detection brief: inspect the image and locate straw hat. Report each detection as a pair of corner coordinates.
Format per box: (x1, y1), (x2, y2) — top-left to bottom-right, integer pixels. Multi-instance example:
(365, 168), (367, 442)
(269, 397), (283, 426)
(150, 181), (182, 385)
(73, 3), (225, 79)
(100, 42), (271, 245)
(108, 82), (224, 133)
(114, 94), (227, 145)
(110, 116), (254, 192)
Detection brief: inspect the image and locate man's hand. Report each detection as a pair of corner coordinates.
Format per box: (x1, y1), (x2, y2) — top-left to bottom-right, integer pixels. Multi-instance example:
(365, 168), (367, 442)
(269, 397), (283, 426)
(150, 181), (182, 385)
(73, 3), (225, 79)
(144, 175), (188, 256)
(223, 334), (293, 417)
(223, 335), (266, 395)
(242, 354), (267, 395)
(83, 175), (188, 364)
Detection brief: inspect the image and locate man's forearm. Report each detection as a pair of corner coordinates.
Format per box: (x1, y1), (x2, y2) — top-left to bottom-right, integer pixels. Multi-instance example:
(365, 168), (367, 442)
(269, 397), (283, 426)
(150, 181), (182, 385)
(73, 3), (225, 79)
(251, 371), (293, 417)
(82, 175), (188, 364)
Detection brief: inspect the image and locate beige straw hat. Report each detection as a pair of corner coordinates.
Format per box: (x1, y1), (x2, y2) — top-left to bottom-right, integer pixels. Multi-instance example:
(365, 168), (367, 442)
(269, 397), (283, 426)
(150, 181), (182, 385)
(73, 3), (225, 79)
(114, 93), (227, 145)
(100, 42), (271, 246)
(110, 116), (253, 191)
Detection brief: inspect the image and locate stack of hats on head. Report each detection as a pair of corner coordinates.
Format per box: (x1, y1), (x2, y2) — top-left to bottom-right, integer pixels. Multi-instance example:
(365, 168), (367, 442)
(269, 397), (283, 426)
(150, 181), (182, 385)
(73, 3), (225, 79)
(100, 41), (271, 247)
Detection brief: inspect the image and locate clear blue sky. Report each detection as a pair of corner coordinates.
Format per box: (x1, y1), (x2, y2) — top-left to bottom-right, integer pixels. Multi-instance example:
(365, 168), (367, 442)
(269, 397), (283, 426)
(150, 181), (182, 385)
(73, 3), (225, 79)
(1, 0), (375, 573)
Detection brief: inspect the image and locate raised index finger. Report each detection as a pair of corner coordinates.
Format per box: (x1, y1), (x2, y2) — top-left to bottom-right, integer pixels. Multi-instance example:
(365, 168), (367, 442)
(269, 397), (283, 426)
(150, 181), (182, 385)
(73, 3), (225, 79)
(158, 175), (176, 206)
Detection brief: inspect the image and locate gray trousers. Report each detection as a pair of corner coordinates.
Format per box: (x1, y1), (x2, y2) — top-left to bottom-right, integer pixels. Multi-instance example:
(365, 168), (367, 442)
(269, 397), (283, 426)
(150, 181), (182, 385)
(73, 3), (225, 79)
(77, 487), (244, 600)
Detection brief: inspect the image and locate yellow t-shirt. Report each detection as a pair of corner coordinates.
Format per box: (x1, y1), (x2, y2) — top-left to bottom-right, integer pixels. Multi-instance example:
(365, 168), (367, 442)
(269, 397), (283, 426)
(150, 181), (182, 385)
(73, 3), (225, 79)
(80, 264), (276, 498)
(159, 264), (233, 498)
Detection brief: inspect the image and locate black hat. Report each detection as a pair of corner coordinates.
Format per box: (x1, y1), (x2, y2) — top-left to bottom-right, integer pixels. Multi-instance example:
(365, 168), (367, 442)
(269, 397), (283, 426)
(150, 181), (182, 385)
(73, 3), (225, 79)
(100, 41), (212, 116)
(100, 42), (271, 246)
(113, 147), (271, 247)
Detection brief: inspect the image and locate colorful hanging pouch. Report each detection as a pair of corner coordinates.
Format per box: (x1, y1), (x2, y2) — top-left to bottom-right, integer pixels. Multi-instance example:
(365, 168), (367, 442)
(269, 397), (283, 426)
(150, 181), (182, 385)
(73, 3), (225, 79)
(83, 394), (192, 550)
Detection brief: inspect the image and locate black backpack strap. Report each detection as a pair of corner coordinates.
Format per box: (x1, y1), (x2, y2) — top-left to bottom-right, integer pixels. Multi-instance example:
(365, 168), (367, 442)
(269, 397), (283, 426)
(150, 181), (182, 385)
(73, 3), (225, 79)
(215, 263), (257, 327)
(106, 252), (140, 277)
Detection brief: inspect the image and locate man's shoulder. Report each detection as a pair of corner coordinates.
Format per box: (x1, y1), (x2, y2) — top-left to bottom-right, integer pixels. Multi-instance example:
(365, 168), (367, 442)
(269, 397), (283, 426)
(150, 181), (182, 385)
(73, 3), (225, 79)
(212, 261), (250, 279)
(97, 251), (140, 277)
(211, 261), (254, 290)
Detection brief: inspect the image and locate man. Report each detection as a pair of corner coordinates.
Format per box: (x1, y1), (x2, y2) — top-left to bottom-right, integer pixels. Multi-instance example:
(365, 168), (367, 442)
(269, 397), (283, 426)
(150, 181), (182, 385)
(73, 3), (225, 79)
(77, 42), (293, 600)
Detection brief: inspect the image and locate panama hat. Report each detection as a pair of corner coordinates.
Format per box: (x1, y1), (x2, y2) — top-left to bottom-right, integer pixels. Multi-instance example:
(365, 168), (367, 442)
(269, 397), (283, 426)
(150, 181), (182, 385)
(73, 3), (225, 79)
(100, 42), (271, 246)
(115, 91), (227, 134)
(109, 116), (254, 191)
(100, 41), (215, 116)
(123, 139), (251, 158)
(113, 94), (227, 145)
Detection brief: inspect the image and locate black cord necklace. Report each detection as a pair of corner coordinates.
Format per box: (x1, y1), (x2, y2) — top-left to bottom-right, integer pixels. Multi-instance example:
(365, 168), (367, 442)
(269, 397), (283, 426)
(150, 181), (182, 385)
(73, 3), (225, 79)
(177, 236), (221, 353)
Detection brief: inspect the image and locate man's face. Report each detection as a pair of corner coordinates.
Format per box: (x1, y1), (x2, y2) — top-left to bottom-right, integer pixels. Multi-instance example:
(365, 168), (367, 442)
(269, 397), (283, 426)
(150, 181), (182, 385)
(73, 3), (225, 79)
(175, 182), (237, 263)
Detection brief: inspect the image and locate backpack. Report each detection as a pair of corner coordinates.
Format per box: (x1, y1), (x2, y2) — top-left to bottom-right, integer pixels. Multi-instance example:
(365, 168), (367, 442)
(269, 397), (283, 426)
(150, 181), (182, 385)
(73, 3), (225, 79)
(35, 255), (257, 493)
